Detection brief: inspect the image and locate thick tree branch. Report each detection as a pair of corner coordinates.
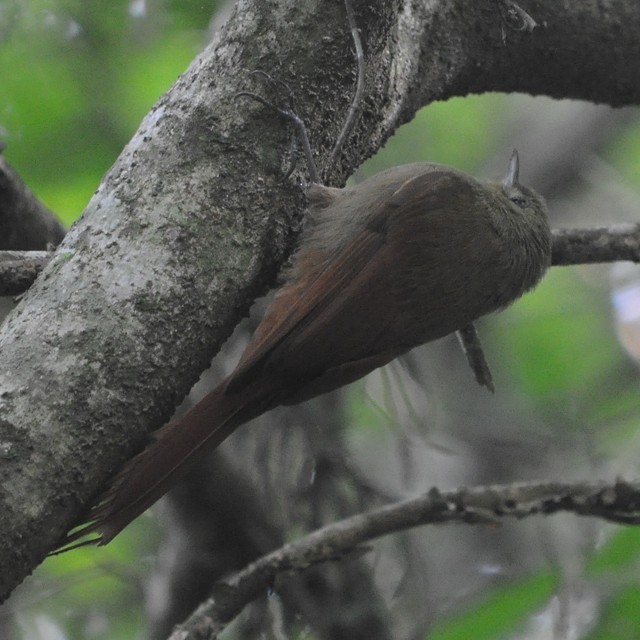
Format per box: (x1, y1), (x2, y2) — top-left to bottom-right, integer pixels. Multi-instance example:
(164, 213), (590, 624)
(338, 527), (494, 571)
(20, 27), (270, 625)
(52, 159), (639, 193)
(170, 479), (640, 639)
(1, 0), (640, 602)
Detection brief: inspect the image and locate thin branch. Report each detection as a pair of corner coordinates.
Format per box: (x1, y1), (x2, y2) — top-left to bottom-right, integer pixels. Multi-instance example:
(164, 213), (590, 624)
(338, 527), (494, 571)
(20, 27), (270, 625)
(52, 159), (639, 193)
(0, 154), (66, 250)
(326, 0), (366, 176)
(552, 225), (640, 265)
(2, 226), (639, 299)
(236, 70), (320, 183)
(170, 478), (640, 639)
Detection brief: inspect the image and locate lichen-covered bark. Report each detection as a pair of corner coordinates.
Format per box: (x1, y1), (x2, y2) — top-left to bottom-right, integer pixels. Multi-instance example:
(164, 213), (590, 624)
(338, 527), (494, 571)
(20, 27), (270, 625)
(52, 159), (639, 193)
(0, 0), (639, 601)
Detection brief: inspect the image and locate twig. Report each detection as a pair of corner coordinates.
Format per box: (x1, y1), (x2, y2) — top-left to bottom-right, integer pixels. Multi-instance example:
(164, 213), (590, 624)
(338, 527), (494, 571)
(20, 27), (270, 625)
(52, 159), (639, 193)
(0, 250), (53, 296)
(456, 323), (495, 392)
(327, 0), (366, 175)
(236, 70), (320, 184)
(0, 155), (66, 250)
(4, 227), (640, 298)
(169, 478), (640, 639)
(552, 225), (640, 265)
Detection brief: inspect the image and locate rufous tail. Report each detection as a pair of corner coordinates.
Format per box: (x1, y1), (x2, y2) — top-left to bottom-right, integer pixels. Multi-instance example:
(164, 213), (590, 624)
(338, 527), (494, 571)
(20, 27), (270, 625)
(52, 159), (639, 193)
(52, 379), (272, 553)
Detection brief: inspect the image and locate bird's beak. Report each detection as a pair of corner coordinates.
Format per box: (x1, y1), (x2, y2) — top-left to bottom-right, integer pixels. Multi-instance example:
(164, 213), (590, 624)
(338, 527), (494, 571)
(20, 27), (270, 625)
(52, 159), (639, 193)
(502, 149), (520, 189)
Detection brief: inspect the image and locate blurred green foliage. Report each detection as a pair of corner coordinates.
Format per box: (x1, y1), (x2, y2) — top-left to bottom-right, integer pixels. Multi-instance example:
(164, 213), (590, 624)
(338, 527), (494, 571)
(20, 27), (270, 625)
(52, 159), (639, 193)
(26, 516), (161, 640)
(425, 527), (640, 640)
(428, 571), (560, 640)
(608, 117), (640, 188)
(360, 94), (506, 176)
(494, 267), (622, 410)
(0, 0), (212, 224)
(3, 2), (640, 639)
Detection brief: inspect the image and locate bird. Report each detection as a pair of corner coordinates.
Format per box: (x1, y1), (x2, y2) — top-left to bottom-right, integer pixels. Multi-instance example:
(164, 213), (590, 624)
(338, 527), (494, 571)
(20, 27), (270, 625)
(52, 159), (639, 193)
(53, 150), (551, 552)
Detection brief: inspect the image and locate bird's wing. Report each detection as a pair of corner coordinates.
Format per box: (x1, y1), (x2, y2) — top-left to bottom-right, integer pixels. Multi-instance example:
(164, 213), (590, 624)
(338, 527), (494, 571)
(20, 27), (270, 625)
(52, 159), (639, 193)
(226, 217), (389, 392)
(226, 168), (490, 394)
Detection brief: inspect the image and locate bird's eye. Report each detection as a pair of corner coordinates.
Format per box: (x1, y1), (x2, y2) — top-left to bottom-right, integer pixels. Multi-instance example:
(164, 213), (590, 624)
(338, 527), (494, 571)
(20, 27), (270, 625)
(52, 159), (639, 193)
(510, 195), (527, 208)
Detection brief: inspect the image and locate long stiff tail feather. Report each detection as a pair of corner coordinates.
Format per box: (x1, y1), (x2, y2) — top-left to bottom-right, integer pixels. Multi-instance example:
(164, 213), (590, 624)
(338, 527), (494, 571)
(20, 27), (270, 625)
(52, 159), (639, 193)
(52, 379), (272, 553)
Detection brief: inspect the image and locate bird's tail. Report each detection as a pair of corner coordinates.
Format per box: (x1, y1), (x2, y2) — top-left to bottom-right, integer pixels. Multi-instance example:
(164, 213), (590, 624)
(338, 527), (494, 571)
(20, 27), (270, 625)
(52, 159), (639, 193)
(52, 379), (272, 553)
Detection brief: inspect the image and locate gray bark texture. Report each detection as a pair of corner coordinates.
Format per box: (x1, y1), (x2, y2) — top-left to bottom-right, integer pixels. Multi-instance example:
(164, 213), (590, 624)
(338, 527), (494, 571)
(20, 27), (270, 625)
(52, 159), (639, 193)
(1, 0), (639, 602)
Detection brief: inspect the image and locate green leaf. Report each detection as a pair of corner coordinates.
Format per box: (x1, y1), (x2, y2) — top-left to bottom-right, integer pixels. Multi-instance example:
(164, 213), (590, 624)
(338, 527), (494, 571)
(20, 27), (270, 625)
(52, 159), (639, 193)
(428, 572), (559, 640)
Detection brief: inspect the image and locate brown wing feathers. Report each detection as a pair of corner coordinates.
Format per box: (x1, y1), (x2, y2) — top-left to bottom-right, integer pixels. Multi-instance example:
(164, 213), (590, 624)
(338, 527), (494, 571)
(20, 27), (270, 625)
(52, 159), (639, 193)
(54, 170), (468, 551)
(53, 379), (275, 551)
